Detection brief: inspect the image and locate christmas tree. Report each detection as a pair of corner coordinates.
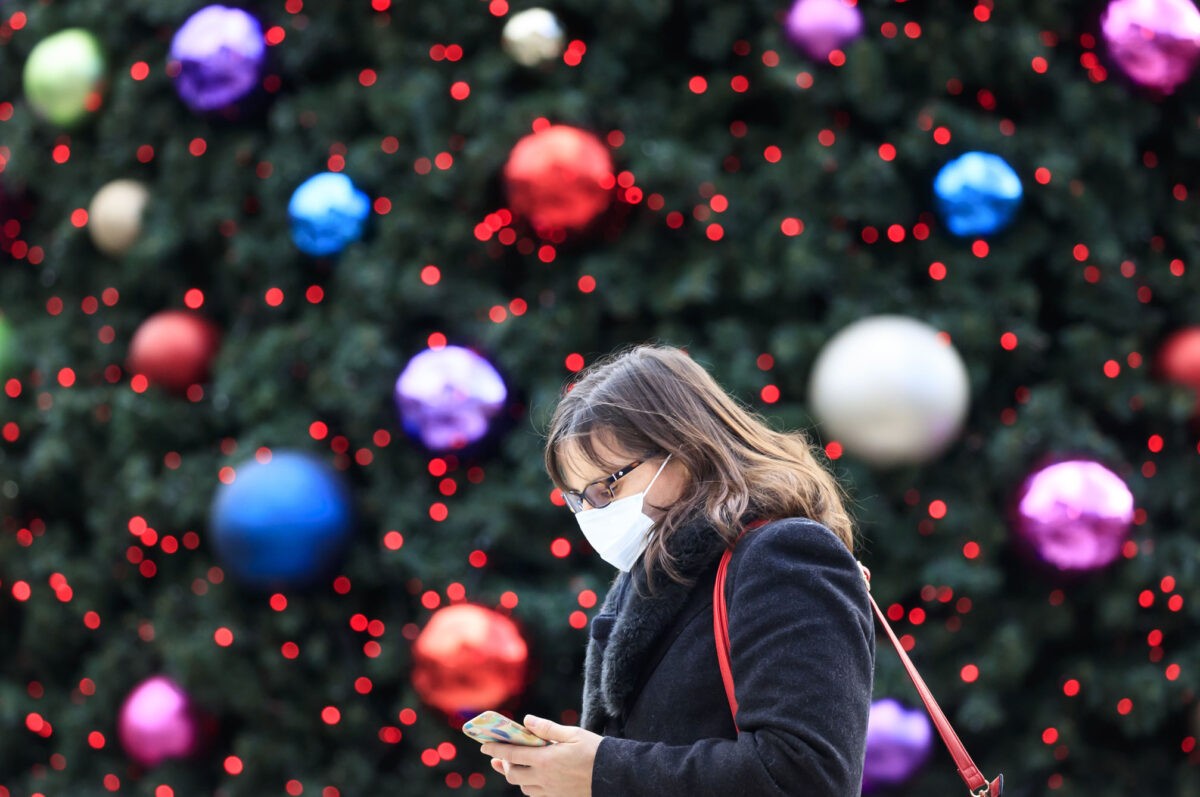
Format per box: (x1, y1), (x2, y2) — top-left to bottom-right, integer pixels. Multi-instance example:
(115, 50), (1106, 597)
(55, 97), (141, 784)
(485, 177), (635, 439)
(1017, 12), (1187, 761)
(2, 0), (1199, 795)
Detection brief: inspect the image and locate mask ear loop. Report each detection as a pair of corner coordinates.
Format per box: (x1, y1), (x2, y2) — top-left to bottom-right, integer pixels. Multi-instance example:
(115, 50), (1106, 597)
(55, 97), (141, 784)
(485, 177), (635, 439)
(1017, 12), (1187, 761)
(644, 455), (672, 494)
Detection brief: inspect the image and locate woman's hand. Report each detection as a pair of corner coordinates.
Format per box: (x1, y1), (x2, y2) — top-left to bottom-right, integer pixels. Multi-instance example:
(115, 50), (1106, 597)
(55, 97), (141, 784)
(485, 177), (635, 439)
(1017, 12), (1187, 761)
(480, 715), (601, 797)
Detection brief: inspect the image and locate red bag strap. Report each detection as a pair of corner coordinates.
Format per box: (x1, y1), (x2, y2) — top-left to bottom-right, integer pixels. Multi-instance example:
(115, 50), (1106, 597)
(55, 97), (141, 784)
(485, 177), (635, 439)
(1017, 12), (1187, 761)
(713, 544), (1003, 797)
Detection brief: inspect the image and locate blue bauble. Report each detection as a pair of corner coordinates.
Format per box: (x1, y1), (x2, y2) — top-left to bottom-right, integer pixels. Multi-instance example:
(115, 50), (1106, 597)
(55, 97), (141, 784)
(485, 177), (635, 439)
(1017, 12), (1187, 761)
(209, 451), (355, 589)
(287, 172), (370, 256)
(933, 152), (1022, 237)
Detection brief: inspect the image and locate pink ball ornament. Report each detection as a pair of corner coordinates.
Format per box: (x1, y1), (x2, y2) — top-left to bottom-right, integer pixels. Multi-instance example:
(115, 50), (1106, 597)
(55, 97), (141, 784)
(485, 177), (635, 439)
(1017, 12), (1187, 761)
(1101, 0), (1200, 94)
(118, 676), (204, 768)
(1012, 459), (1135, 575)
(1157, 326), (1200, 413)
(784, 0), (864, 61)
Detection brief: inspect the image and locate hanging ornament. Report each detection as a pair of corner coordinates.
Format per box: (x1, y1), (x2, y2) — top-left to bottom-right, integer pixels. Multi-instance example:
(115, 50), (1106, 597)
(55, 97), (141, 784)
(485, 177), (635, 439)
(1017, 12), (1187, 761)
(0, 314), (15, 378)
(412, 604), (530, 720)
(808, 315), (970, 466)
(118, 676), (205, 768)
(87, 179), (150, 258)
(126, 310), (220, 394)
(168, 5), (266, 114)
(502, 8), (566, 68)
(22, 28), (107, 127)
(209, 451), (356, 589)
(503, 125), (614, 235)
(934, 152), (1023, 237)
(862, 699), (933, 794)
(288, 172), (371, 257)
(1011, 458), (1135, 575)
(394, 344), (509, 453)
(1157, 326), (1200, 413)
(783, 0), (864, 61)
(1101, 0), (1200, 94)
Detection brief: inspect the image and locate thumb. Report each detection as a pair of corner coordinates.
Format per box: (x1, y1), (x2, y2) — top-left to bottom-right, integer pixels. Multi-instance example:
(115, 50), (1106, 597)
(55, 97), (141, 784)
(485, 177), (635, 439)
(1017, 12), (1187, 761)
(524, 714), (575, 742)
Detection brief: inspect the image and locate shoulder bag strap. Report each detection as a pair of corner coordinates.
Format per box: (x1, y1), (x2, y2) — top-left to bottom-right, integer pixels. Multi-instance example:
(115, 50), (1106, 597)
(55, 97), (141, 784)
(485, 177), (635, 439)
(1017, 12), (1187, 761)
(713, 548), (1003, 797)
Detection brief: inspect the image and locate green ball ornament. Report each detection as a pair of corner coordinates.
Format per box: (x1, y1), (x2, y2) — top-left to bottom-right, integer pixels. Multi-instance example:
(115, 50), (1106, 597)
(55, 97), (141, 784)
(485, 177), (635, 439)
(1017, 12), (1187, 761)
(0, 315), (15, 378)
(23, 29), (107, 127)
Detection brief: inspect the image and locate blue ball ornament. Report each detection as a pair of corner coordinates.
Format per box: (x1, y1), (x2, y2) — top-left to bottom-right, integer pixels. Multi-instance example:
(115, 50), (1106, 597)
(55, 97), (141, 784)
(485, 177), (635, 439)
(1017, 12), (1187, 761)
(933, 151), (1023, 237)
(209, 451), (355, 589)
(288, 172), (370, 257)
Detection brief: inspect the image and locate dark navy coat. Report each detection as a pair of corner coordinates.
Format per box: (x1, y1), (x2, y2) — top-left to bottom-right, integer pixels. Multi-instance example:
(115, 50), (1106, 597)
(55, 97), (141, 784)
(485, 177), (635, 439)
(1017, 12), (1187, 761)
(582, 517), (875, 796)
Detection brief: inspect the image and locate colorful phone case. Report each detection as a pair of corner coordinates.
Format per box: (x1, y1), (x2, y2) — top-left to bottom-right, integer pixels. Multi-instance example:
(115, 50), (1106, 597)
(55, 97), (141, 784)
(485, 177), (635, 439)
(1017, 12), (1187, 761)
(461, 710), (549, 746)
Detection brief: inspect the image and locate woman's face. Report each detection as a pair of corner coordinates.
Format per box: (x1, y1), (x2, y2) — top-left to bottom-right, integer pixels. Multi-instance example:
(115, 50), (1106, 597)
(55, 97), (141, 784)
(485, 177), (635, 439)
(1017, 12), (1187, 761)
(556, 434), (687, 521)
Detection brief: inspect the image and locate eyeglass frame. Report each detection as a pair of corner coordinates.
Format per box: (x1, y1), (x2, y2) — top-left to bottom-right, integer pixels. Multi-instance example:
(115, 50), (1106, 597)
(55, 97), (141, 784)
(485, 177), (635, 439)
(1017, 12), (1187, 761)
(561, 460), (645, 514)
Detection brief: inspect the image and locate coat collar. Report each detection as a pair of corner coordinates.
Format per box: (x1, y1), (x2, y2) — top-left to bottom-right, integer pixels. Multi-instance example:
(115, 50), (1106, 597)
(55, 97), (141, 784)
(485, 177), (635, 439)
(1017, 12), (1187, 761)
(581, 515), (729, 731)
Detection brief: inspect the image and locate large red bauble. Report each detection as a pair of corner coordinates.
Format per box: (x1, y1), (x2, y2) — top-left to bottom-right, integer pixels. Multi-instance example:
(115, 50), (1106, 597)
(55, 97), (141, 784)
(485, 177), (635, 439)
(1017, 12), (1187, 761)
(1158, 326), (1200, 411)
(411, 604), (530, 719)
(503, 124), (614, 234)
(127, 310), (220, 394)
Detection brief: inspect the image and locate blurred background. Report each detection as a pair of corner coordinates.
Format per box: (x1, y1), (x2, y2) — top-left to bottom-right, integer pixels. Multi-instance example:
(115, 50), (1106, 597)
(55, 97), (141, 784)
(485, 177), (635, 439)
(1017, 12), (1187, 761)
(2, 0), (1199, 794)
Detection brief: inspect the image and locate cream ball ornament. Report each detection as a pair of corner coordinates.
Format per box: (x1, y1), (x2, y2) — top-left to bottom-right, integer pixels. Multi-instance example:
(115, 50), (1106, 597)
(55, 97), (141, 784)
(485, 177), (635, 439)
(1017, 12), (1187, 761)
(808, 315), (970, 466)
(502, 8), (566, 67)
(87, 180), (150, 257)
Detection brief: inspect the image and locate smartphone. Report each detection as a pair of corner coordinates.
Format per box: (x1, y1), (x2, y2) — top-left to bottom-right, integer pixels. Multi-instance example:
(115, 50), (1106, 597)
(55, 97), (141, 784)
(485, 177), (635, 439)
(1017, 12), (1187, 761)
(462, 710), (549, 746)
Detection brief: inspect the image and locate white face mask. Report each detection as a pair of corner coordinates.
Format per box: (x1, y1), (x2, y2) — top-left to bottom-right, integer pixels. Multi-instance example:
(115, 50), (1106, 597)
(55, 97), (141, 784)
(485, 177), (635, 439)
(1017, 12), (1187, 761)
(574, 456), (672, 572)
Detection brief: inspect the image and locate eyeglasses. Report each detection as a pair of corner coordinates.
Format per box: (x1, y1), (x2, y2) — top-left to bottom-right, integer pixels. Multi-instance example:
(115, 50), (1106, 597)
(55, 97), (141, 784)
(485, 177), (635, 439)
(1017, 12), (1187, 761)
(561, 460), (644, 514)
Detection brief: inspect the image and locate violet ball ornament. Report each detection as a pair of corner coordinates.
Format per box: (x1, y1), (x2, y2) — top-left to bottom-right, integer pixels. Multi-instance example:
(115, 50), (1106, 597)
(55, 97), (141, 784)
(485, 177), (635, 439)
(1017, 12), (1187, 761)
(168, 5), (266, 113)
(862, 699), (933, 794)
(394, 345), (509, 453)
(1011, 459), (1135, 575)
(784, 0), (864, 61)
(502, 8), (566, 68)
(808, 316), (970, 466)
(1101, 0), (1200, 94)
(118, 676), (204, 768)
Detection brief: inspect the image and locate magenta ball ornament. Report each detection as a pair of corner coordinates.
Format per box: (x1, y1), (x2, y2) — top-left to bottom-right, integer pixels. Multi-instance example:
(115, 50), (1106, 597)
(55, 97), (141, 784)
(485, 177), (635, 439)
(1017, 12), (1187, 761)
(118, 676), (204, 768)
(1012, 459), (1135, 574)
(1101, 0), (1200, 94)
(862, 699), (933, 794)
(784, 0), (864, 61)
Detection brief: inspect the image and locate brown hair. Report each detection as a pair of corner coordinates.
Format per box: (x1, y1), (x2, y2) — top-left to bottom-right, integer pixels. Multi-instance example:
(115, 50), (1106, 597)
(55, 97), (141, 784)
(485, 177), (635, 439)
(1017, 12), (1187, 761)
(544, 344), (855, 585)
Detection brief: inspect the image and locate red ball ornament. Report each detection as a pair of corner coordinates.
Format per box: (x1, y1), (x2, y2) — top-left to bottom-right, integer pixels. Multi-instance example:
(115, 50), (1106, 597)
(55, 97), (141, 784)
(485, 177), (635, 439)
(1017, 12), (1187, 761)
(411, 604), (530, 719)
(127, 310), (220, 394)
(1158, 326), (1200, 411)
(503, 124), (614, 234)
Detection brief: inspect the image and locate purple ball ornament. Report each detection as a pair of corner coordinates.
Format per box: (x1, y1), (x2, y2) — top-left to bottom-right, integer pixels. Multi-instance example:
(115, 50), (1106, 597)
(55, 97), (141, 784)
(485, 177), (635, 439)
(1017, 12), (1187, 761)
(394, 345), (509, 454)
(1012, 459), (1135, 575)
(168, 5), (266, 114)
(862, 699), (933, 794)
(784, 0), (864, 61)
(1101, 0), (1200, 94)
(118, 676), (205, 768)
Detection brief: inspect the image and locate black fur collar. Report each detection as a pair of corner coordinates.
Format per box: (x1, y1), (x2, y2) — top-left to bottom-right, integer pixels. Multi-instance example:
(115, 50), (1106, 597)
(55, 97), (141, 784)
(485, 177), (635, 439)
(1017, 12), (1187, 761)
(581, 516), (728, 732)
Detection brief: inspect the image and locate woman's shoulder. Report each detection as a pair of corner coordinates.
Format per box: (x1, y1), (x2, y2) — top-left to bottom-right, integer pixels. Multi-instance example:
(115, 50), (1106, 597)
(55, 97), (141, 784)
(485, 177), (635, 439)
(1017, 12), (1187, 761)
(732, 517), (861, 574)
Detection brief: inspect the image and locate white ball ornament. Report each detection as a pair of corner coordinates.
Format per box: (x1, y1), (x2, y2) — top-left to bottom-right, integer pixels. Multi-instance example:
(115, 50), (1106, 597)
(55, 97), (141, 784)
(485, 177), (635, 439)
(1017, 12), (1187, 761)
(87, 179), (149, 257)
(808, 315), (970, 466)
(502, 8), (566, 67)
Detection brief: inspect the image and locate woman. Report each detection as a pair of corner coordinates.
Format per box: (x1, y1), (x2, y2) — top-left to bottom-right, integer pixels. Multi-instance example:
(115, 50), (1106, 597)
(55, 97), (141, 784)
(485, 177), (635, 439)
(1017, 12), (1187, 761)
(480, 344), (875, 796)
